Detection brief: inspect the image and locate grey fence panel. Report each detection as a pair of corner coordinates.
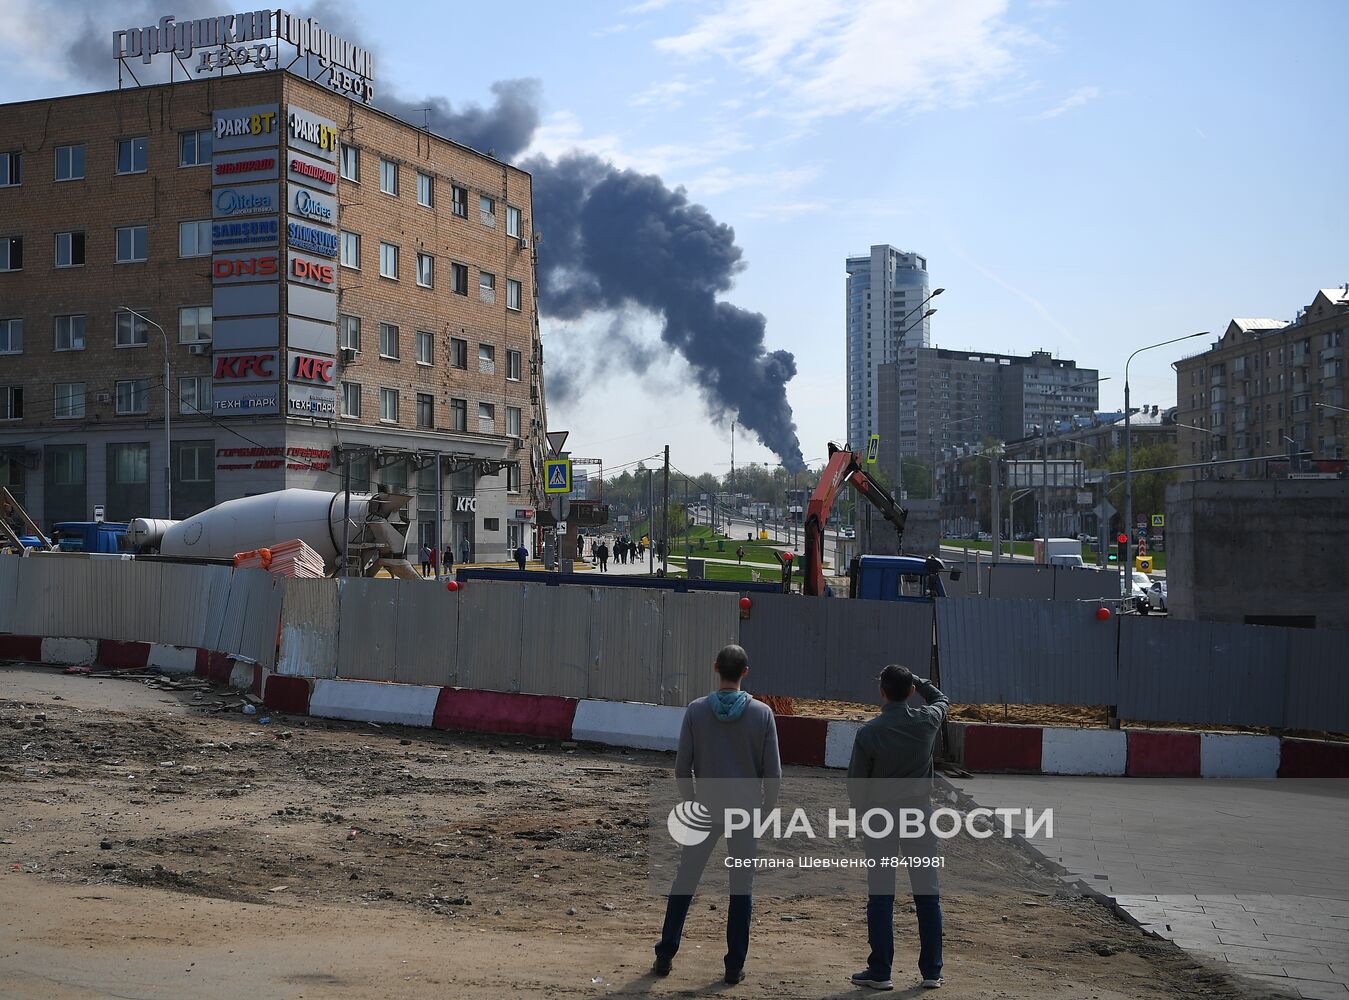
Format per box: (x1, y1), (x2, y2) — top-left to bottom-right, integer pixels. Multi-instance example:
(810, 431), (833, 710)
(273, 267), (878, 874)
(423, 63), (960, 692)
(737, 592), (828, 699)
(230, 570), (282, 667)
(937, 598), (1118, 705)
(824, 600), (935, 703)
(1119, 617), (1286, 727)
(0, 556), (17, 633)
(15, 559), (97, 638)
(455, 582), (525, 691)
(199, 567), (235, 652)
(277, 578), (341, 678)
(985, 564), (1055, 599)
(515, 583), (594, 698)
(392, 582), (458, 687)
(336, 577), (400, 681)
(156, 564), (227, 648)
(1283, 628), (1349, 733)
(1054, 568), (1122, 602)
(589, 587), (664, 704)
(662, 591), (740, 707)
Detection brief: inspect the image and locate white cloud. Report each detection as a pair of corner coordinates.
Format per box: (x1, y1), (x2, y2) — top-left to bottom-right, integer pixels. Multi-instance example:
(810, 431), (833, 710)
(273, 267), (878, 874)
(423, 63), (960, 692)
(655, 0), (1030, 121)
(525, 110), (750, 179)
(629, 77), (702, 110)
(1034, 85), (1100, 120)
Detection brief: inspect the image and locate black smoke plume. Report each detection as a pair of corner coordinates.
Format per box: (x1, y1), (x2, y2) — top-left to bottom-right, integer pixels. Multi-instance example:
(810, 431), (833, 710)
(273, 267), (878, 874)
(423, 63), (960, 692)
(50, 0), (804, 469)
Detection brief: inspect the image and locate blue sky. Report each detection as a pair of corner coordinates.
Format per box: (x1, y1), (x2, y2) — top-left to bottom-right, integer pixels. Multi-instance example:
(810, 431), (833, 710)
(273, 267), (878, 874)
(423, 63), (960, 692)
(5, 0), (1345, 476)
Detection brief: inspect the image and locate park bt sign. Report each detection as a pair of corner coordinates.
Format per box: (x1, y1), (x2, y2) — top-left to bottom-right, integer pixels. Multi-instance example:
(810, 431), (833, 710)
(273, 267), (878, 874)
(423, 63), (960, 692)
(113, 9), (375, 103)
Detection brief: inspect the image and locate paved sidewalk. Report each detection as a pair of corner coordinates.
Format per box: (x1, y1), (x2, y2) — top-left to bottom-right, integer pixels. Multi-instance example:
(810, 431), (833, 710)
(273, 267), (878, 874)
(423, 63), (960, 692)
(954, 774), (1349, 998)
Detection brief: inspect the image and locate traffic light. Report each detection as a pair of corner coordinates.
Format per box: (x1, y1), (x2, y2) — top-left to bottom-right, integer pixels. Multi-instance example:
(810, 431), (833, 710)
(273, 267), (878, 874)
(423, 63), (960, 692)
(1116, 532), (1129, 569)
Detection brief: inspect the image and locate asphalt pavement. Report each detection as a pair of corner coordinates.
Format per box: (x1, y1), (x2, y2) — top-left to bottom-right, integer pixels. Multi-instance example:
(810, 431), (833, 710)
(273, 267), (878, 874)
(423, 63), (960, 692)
(955, 774), (1349, 998)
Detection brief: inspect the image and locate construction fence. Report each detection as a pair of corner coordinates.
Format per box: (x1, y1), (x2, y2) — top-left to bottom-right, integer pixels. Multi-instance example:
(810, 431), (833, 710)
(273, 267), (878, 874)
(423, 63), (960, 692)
(2, 555), (1346, 733)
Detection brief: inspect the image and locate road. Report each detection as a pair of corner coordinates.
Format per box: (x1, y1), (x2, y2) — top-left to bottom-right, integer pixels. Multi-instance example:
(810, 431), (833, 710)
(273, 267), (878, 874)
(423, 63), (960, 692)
(954, 774), (1349, 999)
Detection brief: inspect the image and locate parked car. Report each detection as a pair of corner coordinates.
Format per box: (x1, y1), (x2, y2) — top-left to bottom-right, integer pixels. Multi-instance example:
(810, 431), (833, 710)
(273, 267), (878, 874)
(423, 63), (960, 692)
(841, 527), (856, 539)
(1147, 580), (1168, 613)
(977, 532), (992, 541)
(1130, 570), (1153, 611)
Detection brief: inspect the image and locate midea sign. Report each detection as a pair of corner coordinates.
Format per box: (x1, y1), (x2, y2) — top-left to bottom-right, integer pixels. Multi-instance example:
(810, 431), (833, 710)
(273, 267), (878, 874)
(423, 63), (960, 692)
(213, 183), (277, 218)
(292, 187), (335, 223)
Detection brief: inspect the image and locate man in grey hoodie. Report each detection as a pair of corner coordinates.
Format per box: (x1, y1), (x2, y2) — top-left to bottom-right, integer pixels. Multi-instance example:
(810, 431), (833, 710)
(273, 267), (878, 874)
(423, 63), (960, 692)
(653, 644), (782, 985)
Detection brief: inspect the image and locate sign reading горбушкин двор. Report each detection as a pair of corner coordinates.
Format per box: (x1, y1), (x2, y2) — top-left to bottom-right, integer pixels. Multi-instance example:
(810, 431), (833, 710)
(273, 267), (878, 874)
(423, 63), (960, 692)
(112, 9), (374, 104)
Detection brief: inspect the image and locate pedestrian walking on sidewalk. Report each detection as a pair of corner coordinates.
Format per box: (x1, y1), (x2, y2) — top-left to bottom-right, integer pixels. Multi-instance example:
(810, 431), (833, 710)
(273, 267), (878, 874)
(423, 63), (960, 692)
(736, 545), (745, 566)
(597, 541), (609, 572)
(461, 536), (471, 565)
(514, 544), (528, 571)
(419, 544), (432, 577)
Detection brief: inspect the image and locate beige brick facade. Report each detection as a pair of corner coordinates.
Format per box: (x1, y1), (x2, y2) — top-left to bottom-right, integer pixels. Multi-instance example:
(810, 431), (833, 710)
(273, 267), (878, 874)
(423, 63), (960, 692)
(0, 72), (546, 559)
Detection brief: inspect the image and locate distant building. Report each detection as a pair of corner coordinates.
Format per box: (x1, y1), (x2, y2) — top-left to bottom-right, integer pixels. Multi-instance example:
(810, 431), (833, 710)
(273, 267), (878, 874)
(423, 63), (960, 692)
(846, 245), (931, 451)
(1173, 287), (1348, 479)
(877, 347), (1099, 487)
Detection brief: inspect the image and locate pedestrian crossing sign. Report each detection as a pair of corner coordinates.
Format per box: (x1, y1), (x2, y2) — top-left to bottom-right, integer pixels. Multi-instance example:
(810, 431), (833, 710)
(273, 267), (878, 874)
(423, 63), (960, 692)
(866, 434), (880, 464)
(544, 459), (572, 494)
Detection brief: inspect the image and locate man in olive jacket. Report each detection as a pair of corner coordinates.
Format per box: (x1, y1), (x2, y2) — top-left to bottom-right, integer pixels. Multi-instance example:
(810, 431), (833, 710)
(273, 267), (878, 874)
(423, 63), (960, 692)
(846, 664), (948, 991)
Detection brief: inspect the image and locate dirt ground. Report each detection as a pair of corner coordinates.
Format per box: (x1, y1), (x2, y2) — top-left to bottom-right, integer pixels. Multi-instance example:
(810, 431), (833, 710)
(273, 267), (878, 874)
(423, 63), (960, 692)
(0, 663), (1277, 999)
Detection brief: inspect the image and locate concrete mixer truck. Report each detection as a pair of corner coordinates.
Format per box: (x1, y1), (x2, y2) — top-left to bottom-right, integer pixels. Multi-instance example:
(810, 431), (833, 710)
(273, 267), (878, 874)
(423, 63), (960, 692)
(127, 488), (420, 578)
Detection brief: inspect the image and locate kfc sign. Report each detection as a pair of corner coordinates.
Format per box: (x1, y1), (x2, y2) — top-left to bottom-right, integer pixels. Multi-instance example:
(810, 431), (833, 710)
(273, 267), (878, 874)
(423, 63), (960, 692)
(214, 352), (277, 380)
(288, 351), (335, 386)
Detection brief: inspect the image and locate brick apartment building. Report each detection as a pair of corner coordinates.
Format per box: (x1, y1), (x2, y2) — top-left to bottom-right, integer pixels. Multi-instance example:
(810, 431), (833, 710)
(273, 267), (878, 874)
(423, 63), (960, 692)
(0, 68), (548, 560)
(1173, 287), (1347, 480)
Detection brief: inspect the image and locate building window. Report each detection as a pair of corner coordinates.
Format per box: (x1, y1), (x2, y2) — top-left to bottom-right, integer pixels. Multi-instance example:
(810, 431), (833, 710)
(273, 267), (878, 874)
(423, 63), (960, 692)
(452, 185), (467, 218)
(179, 220), (211, 258)
(416, 252), (433, 288)
(417, 172), (433, 207)
(116, 226), (147, 263)
(340, 314), (361, 352)
(506, 277), (522, 311)
(54, 231), (85, 267)
(111, 443), (149, 484)
(379, 241), (398, 280)
(449, 397), (467, 431)
(116, 137), (148, 175)
(0, 151), (20, 186)
(478, 402), (495, 433)
(450, 337), (467, 369)
(479, 270), (496, 304)
(379, 322), (399, 359)
(0, 318), (22, 355)
(478, 343), (495, 374)
(1, 236), (22, 271)
(55, 314), (86, 352)
(379, 158), (398, 195)
(484, 517), (500, 532)
(506, 405), (521, 437)
(54, 144), (85, 181)
(507, 463), (521, 493)
(416, 392), (434, 429)
(341, 381), (361, 417)
(51, 445), (84, 486)
(179, 305), (212, 343)
(179, 129), (212, 167)
(507, 205), (522, 238)
(416, 330), (433, 365)
(451, 261), (469, 295)
(479, 194), (496, 227)
(0, 385), (22, 420)
(340, 143), (359, 181)
(115, 310), (149, 348)
(115, 379), (149, 415)
(506, 349), (522, 382)
(379, 387), (398, 422)
(340, 230), (360, 269)
(178, 376), (210, 415)
(54, 382), (84, 419)
(177, 441), (212, 483)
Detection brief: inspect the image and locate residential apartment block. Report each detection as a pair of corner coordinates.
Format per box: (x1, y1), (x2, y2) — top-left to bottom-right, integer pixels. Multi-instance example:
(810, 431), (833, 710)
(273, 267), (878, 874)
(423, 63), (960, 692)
(1173, 288), (1347, 479)
(0, 69), (547, 560)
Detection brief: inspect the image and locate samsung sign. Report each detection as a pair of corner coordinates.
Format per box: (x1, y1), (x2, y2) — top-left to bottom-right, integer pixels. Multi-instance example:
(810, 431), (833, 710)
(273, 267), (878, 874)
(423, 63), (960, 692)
(213, 183), (277, 218)
(213, 217), (278, 250)
(287, 221), (338, 257)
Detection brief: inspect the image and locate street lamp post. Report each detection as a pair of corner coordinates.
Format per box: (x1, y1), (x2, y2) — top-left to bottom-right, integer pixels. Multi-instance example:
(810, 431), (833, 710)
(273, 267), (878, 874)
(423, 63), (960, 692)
(1173, 422), (1221, 477)
(118, 306), (171, 519)
(1123, 332), (1209, 595)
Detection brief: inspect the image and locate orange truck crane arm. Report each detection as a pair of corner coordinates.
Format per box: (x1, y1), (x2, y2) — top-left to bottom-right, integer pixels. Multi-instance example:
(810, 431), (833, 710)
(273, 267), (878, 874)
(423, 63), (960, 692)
(802, 442), (908, 596)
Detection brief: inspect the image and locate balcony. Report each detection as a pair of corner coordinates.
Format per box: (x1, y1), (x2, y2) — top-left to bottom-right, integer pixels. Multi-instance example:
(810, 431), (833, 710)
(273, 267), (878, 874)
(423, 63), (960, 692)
(1209, 369), (1226, 386)
(1324, 365), (1344, 384)
(1321, 345), (1343, 363)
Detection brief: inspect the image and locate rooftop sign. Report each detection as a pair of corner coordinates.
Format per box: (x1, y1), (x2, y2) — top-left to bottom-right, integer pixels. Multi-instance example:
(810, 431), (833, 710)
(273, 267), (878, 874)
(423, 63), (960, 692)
(113, 9), (374, 103)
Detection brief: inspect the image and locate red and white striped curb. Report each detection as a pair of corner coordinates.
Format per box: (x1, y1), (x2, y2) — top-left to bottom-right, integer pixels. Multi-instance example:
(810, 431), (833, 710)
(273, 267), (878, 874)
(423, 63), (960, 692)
(4, 639), (1346, 777)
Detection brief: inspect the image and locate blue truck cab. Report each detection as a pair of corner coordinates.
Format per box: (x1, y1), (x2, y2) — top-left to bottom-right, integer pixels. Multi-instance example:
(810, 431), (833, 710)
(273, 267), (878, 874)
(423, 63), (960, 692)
(51, 522), (132, 554)
(852, 554), (954, 602)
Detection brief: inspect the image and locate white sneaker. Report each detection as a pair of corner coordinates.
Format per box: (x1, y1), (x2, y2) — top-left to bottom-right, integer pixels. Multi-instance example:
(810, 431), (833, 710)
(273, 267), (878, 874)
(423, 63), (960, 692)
(921, 977), (944, 989)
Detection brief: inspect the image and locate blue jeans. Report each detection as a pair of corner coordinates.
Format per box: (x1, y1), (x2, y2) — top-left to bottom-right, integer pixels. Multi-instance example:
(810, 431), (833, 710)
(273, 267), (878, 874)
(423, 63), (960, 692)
(862, 808), (943, 982)
(655, 827), (756, 972)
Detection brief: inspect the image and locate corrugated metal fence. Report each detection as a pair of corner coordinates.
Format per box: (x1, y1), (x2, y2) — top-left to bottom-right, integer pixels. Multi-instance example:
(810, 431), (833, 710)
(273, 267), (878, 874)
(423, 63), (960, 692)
(2, 555), (1346, 732)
